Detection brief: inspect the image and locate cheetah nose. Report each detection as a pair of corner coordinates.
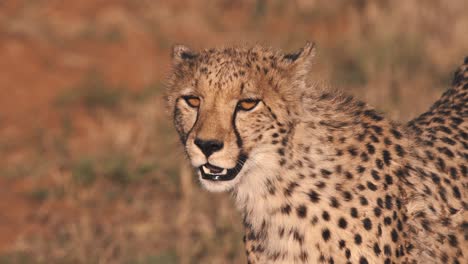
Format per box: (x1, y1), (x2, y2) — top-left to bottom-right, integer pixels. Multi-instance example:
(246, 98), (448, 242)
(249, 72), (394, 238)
(194, 138), (224, 157)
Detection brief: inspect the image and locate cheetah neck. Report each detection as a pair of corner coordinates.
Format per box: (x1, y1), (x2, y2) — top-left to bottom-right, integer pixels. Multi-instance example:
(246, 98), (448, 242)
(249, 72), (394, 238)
(232, 94), (415, 262)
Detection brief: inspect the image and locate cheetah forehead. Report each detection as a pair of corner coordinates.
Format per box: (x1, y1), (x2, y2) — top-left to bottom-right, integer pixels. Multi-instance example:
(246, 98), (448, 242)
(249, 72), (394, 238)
(169, 42), (317, 101)
(193, 46), (282, 90)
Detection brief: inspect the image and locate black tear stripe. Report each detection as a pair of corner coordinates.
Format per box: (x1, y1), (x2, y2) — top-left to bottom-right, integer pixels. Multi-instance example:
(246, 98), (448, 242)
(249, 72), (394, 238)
(231, 107), (250, 168)
(232, 107), (243, 148)
(173, 97), (199, 145)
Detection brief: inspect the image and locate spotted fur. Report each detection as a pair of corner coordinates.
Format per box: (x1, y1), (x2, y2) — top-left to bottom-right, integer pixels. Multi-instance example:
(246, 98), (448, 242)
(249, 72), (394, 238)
(167, 43), (467, 264)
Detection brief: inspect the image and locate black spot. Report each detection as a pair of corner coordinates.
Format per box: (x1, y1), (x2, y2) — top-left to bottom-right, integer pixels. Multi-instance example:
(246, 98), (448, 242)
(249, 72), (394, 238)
(421, 219), (431, 231)
(384, 217), (392, 225)
(296, 205), (307, 218)
(281, 204), (291, 215)
(450, 167), (459, 180)
(322, 228), (331, 241)
(384, 244), (392, 256)
(441, 137), (456, 145)
(248, 230), (258, 242)
(278, 148), (285, 156)
(308, 190), (320, 203)
(338, 217), (348, 229)
(391, 229), (398, 242)
(373, 243), (381, 256)
(364, 109), (383, 121)
(359, 196), (368, 206)
(390, 129), (402, 139)
(316, 181), (326, 189)
(385, 195), (393, 209)
(354, 234), (362, 245)
(342, 191), (353, 201)
(357, 165), (366, 174)
(284, 182), (299, 196)
(374, 207), (382, 217)
(453, 186), (461, 199)
(335, 165), (342, 174)
(321, 169), (332, 178)
(376, 159), (384, 169)
(311, 215), (319, 225)
(363, 218), (372, 230)
(376, 198), (384, 208)
(359, 256), (369, 264)
(439, 187), (448, 202)
(293, 230), (304, 244)
(366, 143), (375, 154)
(322, 211), (330, 221)
(371, 125), (383, 135)
(367, 181), (378, 191)
(360, 152), (369, 162)
(385, 174), (393, 185)
(438, 147), (454, 158)
(384, 137), (392, 145)
(371, 170), (380, 181)
(447, 234), (458, 247)
(394, 144), (405, 157)
(382, 150), (392, 166)
(339, 239), (346, 249)
(348, 147), (358, 156)
(350, 207), (358, 218)
(279, 158), (286, 166)
(330, 197), (340, 208)
(397, 219), (403, 231)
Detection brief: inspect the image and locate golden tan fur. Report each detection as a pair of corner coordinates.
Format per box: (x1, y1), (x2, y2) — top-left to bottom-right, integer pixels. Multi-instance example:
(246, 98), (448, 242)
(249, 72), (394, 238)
(167, 43), (467, 263)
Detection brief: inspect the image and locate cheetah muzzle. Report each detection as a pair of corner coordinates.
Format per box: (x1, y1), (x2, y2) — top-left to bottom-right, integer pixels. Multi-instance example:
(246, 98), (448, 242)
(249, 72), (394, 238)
(199, 154), (248, 181)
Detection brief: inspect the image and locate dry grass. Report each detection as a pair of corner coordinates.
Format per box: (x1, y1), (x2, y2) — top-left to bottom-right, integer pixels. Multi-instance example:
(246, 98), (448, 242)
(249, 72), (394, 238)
(0, 0), (467, 263)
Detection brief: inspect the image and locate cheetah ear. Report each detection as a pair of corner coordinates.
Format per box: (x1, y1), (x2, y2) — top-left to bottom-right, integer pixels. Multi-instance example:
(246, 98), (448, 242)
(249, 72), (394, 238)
(172, 44), (198, 65)
(283, 41), (316, 74)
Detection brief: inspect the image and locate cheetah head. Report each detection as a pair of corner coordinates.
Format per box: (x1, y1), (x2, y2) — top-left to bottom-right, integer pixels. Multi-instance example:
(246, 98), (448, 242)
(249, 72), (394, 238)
(167, 43), (316, 192)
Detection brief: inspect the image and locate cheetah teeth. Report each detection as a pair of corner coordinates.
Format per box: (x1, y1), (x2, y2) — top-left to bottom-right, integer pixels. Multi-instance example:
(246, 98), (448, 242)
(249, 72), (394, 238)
(202, 165), (228, 175)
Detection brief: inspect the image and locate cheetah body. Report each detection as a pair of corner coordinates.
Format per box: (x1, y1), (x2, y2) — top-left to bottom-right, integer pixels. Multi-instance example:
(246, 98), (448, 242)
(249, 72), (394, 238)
(167, 43), (467, 264)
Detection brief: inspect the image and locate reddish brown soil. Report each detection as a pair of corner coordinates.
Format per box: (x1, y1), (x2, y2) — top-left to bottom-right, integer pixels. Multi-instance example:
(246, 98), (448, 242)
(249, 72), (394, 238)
(0, 178), (36, 252)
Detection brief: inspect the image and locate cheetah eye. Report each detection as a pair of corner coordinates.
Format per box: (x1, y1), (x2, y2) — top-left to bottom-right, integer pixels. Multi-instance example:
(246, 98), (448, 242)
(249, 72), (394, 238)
(237, 99), (260, 111)
(182, 96), (200, 108)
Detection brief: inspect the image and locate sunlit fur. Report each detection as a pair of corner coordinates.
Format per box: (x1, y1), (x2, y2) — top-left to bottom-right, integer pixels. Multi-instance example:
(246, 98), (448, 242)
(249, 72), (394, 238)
(167, 44), (467, 264)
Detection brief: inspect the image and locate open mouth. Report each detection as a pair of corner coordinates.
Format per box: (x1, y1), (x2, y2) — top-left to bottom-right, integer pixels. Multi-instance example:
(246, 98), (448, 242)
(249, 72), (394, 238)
(199, 154), (247, 181)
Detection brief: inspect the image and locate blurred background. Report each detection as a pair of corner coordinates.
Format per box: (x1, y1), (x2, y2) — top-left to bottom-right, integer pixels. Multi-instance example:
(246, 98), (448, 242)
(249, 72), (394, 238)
(0, 0), (466, 263)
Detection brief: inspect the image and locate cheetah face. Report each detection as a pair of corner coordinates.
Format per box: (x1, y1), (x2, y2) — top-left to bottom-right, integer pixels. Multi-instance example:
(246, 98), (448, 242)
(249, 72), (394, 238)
(167, 43), (315, 192)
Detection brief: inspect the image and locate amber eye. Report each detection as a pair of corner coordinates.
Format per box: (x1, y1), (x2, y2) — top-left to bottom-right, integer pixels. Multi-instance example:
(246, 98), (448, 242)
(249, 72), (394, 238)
(237, 99), (260, 111)
(183, 96), (200, 108)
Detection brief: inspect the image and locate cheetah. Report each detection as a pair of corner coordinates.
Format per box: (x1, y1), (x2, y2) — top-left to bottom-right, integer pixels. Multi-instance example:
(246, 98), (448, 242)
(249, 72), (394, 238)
(166, 43), (467, 264)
